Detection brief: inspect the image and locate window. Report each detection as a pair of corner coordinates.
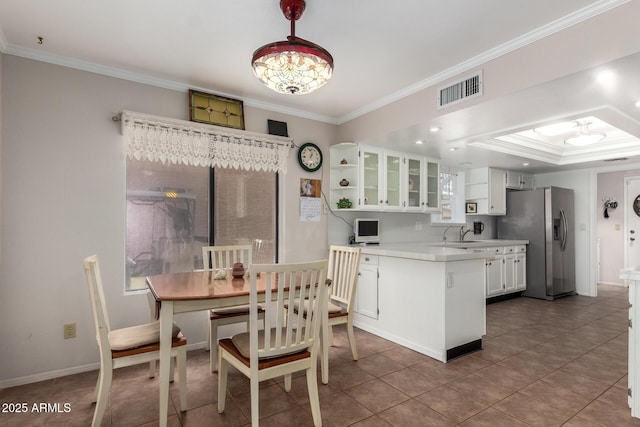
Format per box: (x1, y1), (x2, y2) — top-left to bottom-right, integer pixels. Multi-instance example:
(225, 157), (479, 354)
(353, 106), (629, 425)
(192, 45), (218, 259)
(125, 159), (277, 291)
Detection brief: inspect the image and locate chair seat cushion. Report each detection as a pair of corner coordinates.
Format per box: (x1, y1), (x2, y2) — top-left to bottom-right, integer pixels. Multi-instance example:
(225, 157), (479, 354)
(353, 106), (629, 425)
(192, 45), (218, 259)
(231, 328), (306, 359)
(108, 321), (180, 351)
(294, 299), (343, 314)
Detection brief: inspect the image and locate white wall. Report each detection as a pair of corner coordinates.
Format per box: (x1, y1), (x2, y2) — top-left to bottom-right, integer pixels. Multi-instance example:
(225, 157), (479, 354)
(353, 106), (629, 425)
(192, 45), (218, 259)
(596, 170), (640, 285)
(0, 55), (334, 385)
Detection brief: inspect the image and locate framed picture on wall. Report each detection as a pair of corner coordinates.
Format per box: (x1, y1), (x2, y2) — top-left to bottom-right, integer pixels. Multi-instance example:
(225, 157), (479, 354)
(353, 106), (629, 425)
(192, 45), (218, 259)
(465, 202), (477, 214)
(188, 89), (245, 129)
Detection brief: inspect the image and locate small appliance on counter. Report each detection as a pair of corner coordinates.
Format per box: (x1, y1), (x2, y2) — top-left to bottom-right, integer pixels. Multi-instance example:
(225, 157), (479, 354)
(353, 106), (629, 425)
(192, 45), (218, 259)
(497, 187), (575, 300)
(352, 218), (380, 245)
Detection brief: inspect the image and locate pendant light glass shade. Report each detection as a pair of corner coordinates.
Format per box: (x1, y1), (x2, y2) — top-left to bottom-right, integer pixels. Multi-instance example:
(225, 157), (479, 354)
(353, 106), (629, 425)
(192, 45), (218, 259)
(252, 36), (333, 95)
(251, 0), (333, 95)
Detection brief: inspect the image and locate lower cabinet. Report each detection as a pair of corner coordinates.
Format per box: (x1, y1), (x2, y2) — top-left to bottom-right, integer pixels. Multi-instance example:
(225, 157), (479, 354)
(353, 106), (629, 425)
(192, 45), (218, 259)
(485, 245), (527, 297)
(356, 255), (379, 319)
(354, 254), (486, 362)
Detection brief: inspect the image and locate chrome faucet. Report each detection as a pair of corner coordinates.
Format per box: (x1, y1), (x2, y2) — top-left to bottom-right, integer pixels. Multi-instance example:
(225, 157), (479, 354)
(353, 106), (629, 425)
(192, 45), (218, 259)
(442, 226), (453, 242)
(459, 226), (472, 241)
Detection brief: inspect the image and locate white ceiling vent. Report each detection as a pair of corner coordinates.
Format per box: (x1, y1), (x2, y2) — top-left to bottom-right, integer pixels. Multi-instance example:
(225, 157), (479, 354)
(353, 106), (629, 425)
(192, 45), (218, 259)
(437, 70), (483, 109)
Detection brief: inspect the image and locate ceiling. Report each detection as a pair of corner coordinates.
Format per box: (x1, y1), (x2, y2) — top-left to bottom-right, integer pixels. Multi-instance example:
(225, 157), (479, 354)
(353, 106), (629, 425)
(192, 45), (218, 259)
(1, 0), (639, 174)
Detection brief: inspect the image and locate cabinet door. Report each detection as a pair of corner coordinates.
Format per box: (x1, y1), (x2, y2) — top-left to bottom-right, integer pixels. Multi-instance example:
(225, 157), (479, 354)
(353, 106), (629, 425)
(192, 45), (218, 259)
(485, 258), (503, 296)
(515, 253), (526, 290)
(425, 160), (440, 211)
(405, 156), (423, 211)
(520, 173), (534, 189)
(385, 152), (402, 209)
(357, 262), (379, 319)
(489, 169), (507, 215)
(505, 171), (521, 189)
(503, 253), (516, 292)
(360, 148), (382, 209)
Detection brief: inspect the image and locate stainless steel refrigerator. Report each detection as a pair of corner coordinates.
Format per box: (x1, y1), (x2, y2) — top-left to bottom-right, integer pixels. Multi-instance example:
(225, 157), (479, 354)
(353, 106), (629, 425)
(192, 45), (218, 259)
(496, 187), (575, 300)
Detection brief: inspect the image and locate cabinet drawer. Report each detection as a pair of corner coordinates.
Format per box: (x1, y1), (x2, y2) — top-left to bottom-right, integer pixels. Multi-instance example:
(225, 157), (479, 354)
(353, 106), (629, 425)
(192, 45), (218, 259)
(514, 245), (526, 253)
(484, 246), (503, 255)
(504, 246), (516, 254)
(361, 254), (379, 265)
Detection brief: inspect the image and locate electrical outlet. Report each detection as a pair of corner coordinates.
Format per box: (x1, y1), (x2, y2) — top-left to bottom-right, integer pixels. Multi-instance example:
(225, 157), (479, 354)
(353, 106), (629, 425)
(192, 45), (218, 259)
(64, 323), (76, 339)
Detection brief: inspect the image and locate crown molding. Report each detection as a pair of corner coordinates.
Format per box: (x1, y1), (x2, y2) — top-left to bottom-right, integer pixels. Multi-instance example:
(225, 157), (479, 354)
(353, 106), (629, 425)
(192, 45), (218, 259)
(2, 44), (338, 125)
(336, 0), (631, 124)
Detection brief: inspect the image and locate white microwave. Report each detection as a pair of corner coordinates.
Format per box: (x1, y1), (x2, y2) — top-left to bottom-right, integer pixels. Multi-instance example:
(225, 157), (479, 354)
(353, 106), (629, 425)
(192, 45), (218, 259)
(353, 218), (380, 244)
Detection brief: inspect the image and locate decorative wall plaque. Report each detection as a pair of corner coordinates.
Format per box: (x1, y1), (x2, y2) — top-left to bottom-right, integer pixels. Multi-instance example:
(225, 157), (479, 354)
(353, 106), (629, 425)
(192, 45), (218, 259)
(189, 89), (245, 130)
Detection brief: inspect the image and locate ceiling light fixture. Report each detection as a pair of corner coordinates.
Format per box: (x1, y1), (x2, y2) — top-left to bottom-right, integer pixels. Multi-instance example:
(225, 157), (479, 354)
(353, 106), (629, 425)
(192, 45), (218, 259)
(533, 121), (576, 137)
(251, 0), (333, 95)
(564, 121), (606, 146)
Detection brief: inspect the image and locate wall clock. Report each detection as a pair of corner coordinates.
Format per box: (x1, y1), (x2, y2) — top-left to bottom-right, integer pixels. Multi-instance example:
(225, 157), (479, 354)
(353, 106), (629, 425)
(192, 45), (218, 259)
(298, 142), (323, 172)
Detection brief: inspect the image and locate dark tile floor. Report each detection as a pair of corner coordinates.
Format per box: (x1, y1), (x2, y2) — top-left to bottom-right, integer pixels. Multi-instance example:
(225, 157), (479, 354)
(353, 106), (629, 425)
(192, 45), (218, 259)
(2, 284), (640, 426)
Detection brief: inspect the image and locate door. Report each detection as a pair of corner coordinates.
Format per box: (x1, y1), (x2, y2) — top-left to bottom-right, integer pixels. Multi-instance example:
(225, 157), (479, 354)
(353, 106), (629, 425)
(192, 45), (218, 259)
(625, 177), (640, 272)
(357, 257), (379, 319)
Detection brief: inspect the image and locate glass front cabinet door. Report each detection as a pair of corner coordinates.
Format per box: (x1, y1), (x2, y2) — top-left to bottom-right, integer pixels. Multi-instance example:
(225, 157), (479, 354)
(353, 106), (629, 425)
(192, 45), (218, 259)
(384, 152), (402, 209)
(425, 160), (440, 211)
(404, 156), (423, 211)
(360, 147), (382, 209)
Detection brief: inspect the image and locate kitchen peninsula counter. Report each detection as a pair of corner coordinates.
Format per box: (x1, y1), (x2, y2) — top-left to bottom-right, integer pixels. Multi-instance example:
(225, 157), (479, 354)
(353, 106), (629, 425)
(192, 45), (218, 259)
(353, 242), (505, 362)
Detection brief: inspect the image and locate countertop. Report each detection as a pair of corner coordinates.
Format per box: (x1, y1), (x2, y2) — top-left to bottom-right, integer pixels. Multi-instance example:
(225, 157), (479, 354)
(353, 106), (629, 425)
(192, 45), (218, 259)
(620, 266), (640, 281)
(357, 239), (529, 262)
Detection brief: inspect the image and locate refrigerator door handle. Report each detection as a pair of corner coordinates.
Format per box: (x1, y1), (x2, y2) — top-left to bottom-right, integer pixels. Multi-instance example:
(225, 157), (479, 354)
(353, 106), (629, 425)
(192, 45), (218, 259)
(560, 208), (568, 251)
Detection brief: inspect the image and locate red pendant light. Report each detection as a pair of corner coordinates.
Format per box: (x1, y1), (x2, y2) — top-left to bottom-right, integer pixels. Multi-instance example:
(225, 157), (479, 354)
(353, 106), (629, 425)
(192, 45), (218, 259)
(251, 0), (334, 95)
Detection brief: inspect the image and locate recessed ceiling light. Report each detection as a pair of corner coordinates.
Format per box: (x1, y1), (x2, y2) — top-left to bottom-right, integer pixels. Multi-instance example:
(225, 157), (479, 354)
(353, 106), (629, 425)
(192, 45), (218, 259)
(415, 140), (424, 145)
(459, 161), (472, 166)
(522, 162), (529, 166)
(635, 100), (640, 108)
(596, 70), (616, 85)
(449, 147), (458, 151)
(429, 127), (440, 133)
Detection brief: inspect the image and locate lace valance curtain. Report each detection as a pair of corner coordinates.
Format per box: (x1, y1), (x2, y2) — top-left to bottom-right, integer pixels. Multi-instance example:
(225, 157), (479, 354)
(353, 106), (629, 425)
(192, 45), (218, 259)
(122, 110), (293, 174)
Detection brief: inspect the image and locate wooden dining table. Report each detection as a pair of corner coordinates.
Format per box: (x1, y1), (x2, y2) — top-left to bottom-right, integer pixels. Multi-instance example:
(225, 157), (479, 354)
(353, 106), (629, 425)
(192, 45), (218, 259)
(146, 269), (330, 427)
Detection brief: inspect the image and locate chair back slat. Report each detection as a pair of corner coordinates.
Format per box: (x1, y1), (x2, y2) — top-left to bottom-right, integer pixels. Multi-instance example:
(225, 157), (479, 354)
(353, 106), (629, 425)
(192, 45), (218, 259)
(249, 261), (329, 362)
(202, 245), (252, 270)
(327, 246), (361, 309)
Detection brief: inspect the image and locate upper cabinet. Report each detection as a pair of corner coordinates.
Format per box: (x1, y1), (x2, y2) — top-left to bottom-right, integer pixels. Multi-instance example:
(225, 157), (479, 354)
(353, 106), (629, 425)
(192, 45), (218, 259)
(465, 167), (507, 215)
(505, 170), (534, 190)
(330, 143), (440, 213)
(404, 155), (440, 212)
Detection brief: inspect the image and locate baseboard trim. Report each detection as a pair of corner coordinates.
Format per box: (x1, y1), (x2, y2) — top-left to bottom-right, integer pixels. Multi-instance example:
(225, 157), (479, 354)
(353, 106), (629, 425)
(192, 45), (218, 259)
(0, 342), (206, 389)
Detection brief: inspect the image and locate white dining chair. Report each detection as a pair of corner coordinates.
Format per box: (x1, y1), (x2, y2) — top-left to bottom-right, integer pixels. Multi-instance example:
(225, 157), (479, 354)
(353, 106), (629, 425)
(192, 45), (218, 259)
(289, 245), (361, 383)
(83, 255), (187, 427)
(217, 260), (330, 426)
(202, 245), (264, 372)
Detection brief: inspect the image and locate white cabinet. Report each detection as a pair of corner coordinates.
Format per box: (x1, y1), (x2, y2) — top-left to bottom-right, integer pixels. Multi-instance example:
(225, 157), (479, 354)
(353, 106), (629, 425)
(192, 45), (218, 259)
(360, 147), (402, 210)
(404, 155), (440, 212)
(485, 245), (527, 298)
(506, 170), (534, 190)
(330, 143), (360, 210)
(485, 257), (504, 296)
(353, 253), (486, 362)
(465, 167), (506, 215)
(356, 255), (379, 319)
